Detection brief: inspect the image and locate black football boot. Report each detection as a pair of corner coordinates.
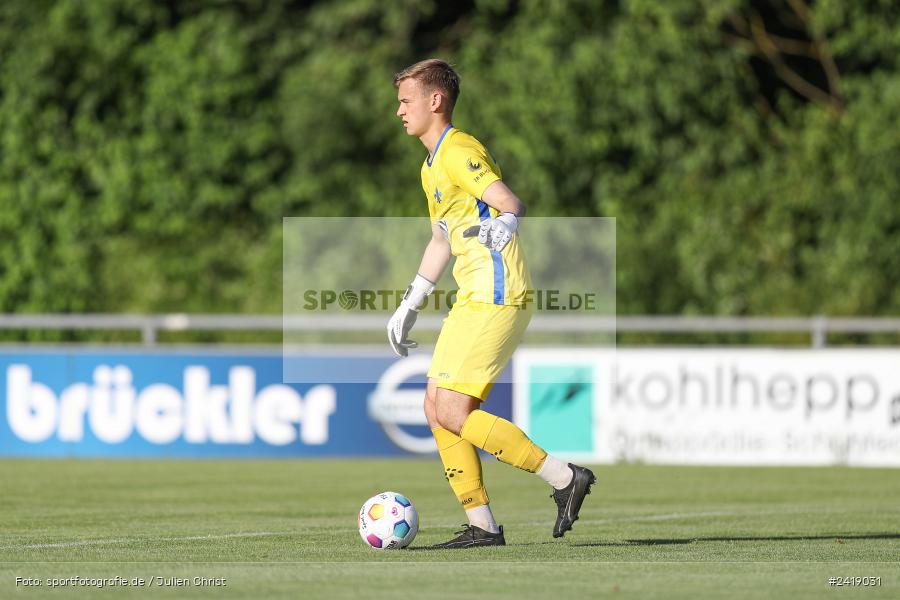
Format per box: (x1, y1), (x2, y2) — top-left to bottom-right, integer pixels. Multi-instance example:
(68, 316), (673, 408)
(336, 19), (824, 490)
(429, 525), (506, 549)
(551, 464), (596, 538)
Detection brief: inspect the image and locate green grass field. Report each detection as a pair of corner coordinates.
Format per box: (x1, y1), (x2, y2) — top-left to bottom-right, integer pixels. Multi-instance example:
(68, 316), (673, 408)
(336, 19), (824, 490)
(1, 459), (897, 599)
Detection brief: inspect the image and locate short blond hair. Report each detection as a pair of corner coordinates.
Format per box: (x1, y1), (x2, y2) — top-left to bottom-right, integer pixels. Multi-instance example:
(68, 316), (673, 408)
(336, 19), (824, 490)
(393, 59), (460, 114)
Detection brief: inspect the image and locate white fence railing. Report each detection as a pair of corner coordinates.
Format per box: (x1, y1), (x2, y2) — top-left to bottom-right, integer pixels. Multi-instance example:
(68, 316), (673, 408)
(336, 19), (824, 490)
(2, 314), (900, 347)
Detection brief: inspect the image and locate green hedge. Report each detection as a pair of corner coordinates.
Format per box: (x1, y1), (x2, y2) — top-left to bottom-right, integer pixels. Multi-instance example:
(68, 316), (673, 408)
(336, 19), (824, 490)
(1, 0), (898, 318)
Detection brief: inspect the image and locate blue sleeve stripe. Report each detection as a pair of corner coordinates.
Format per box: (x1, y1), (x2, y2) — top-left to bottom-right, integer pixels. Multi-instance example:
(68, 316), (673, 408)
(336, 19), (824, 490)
(476, 199), (490, 221)
(475, 199), (505, 305)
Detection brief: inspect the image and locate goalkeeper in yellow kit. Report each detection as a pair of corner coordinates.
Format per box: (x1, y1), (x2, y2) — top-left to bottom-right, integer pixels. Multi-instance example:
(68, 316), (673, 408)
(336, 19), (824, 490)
(388, 59), (595, 548)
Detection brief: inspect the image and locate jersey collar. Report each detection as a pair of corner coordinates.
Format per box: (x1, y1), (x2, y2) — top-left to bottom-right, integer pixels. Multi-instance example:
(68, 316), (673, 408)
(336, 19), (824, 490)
(427, 123), (453, 167)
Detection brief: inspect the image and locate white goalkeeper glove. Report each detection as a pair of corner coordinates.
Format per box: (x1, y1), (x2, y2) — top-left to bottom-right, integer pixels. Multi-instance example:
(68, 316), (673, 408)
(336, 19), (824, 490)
(387, 274), (435, 357)
(477, 212), (518, 252)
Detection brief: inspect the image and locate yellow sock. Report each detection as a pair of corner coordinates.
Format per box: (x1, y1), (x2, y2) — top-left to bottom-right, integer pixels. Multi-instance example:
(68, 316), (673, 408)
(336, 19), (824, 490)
(459, 409), (548, 473)
(432, 426), (489, 508)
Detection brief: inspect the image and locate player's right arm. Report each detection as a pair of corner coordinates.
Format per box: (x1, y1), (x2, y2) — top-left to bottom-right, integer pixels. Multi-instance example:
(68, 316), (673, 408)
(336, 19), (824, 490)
(417, 222), (452, 283)
(386, 223), (450, 357)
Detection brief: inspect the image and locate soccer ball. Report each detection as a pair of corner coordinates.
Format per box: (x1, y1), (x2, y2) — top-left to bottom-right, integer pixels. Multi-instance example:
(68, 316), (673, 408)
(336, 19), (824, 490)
(358, 491), (418, 549)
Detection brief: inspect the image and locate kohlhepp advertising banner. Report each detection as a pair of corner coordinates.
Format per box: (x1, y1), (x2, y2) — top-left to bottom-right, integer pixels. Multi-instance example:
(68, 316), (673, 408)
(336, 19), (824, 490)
(513, 348), (900, 467)
(0, 348), (511, 457)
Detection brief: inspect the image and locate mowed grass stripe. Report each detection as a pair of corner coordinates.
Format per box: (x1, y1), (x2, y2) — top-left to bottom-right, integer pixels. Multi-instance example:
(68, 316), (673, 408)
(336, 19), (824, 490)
(0, 459), (897, 598)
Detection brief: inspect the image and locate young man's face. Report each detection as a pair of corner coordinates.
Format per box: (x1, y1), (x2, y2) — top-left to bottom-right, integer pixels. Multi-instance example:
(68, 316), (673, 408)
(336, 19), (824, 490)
(396, 78), (435, 138)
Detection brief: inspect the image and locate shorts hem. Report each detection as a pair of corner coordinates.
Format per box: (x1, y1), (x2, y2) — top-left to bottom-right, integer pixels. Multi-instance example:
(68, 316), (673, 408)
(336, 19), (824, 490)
(433, 380), (494, 401)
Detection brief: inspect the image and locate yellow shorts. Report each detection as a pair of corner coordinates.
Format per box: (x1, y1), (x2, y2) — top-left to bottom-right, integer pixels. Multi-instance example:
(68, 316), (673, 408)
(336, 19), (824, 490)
(427, 301), (532, 401)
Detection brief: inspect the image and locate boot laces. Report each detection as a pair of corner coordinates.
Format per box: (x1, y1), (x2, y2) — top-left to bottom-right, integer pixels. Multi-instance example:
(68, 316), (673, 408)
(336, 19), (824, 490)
(551, 486), (569, 509)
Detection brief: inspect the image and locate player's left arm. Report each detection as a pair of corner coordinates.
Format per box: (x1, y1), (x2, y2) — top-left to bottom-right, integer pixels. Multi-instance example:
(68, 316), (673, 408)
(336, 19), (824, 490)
(444, 144), (525, 252)
(481, 179), (526, 218)
(476, 180), (525, 252)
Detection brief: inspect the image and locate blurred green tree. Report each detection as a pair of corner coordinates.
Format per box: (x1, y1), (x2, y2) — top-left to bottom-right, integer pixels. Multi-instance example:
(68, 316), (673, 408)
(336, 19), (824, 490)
(0, 0), (897, 322)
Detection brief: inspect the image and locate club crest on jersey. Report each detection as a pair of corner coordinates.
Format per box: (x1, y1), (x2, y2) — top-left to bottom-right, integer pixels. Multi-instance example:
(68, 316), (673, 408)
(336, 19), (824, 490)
(434, 187), (442, 203)
(466, 158), (481, 172)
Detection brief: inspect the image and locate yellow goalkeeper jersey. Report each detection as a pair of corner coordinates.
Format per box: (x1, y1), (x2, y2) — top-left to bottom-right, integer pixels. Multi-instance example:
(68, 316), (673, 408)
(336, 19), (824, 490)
(420, 124), (529, 306)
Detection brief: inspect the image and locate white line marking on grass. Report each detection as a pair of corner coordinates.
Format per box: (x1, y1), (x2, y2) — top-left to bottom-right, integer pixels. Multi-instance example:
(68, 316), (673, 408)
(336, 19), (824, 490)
(3, 561), (898, 565)
(519, 505), (878, 529)
(504, 510), (735, 529)
(4, 531), (292, 550)
(17, 539), (132, 549)
(583, 510), (735, 525)
(156, 532), (291, 543)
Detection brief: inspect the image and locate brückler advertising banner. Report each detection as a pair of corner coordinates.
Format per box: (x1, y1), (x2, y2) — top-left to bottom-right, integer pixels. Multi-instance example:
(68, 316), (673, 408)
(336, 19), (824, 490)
(0, 348), (511, 457)
(513, 349), (900, 467)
